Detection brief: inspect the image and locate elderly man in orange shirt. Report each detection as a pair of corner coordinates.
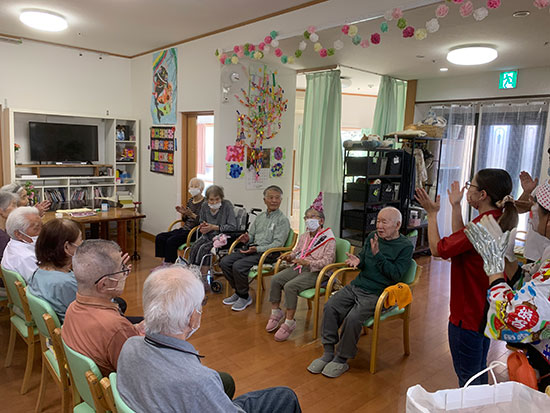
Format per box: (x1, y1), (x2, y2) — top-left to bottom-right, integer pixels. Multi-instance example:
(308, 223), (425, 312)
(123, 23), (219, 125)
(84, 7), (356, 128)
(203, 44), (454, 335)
(62, 239), (144, 377)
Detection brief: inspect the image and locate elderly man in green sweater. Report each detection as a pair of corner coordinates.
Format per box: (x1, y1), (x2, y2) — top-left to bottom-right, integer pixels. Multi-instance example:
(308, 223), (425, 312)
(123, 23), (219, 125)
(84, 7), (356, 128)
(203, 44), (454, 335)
(307, 206), (413, 378)
(221, 185), (290, 312)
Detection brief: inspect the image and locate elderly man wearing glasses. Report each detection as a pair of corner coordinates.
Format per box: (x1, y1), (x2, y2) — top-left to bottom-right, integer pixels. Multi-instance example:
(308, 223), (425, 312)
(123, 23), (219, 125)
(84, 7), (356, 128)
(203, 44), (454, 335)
(62, 239), (145, 377)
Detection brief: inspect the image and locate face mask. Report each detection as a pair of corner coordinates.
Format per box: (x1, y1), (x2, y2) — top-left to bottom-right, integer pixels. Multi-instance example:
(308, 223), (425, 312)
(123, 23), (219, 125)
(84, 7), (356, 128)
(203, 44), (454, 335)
(305, 218), (320, 232)
(189, 188), (201, 197)
(20, 231), (38, 244)
(209, 202), (222, 210)
(186, 309), (202, 339)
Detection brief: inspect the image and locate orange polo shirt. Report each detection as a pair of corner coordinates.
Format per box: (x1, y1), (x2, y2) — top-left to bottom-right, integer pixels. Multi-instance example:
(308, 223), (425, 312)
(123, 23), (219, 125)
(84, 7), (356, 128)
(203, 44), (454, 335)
(62, 293), (140, 377)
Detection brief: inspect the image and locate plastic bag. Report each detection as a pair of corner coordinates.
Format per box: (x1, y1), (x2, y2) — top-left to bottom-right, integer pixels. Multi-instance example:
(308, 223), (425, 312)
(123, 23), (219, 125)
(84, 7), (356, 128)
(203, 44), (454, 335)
(406, 362), (550, 412)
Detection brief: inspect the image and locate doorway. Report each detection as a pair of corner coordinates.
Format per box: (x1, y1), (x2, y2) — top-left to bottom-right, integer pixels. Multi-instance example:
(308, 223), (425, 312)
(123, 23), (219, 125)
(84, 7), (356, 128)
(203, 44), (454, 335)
(180, 112), (214, 204)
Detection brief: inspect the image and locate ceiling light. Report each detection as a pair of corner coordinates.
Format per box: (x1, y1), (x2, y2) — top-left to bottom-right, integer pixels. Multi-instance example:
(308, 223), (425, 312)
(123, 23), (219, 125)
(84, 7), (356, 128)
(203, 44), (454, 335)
(512, 11), (530, 18)
(440, 67), (448, 72)
(340, 77), (352, 89)
(20, 10), (68, 32)
(446, 46), (498, 66)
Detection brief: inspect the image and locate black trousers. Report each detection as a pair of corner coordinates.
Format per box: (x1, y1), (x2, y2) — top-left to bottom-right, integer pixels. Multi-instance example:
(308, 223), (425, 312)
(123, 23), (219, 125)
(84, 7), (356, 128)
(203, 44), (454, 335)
(220, 251), (262, 298)
(155, 228), (190, 263)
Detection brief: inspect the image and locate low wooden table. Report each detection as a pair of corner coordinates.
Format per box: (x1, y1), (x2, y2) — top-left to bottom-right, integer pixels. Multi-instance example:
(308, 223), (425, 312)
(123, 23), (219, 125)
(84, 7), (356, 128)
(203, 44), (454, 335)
(43, 208), (146, 256)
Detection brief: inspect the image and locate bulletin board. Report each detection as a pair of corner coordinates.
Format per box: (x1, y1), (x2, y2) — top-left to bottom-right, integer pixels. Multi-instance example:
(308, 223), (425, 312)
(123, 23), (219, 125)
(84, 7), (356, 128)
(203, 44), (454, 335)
(150, 126), (175, 175)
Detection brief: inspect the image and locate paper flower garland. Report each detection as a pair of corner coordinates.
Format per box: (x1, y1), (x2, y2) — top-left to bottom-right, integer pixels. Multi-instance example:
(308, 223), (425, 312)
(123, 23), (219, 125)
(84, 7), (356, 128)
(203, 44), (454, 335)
(216, 1), (545, 66)
(402, 26), (415, 38)
(415, 28), (427, 40)
(436, 4), (449, 18)
(460, 1), (474, 17)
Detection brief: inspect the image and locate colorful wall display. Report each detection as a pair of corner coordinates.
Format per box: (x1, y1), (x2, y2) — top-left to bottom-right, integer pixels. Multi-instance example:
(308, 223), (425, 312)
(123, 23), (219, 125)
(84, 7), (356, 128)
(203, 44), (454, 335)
(150, 126), (175, 175)
(235, 64), (288, 181)
(151, 48), (177, 125)
(225, 144), (245, 179)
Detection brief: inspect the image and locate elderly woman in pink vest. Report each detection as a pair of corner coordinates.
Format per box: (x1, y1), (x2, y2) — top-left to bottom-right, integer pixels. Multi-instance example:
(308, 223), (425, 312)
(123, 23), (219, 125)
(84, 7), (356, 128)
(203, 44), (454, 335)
(266, 193), (336, 342)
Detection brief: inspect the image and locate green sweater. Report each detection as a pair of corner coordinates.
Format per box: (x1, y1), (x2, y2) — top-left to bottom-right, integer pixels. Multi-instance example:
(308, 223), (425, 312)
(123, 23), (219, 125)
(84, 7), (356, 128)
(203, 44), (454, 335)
(351, 232), (414, 295)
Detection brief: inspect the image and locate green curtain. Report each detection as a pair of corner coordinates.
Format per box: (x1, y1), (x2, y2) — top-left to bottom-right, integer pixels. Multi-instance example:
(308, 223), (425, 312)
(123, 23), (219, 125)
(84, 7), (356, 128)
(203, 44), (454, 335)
(372, 76), (408, 137)
(299, 70), (342, 234)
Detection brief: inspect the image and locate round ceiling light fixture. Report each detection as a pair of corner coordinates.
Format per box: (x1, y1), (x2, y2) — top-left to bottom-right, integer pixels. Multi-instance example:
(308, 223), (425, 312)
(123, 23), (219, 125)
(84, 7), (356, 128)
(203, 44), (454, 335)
(19, 9), (68, 32)
(340, 77), (352, 89)
(446, 45), (498, 66)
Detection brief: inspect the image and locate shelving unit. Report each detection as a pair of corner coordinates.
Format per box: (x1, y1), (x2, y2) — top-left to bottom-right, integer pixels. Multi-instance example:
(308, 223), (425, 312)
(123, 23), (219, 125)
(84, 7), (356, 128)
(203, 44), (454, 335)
(340, 146), (406, 248)
(386, 135), (443, 254)
(3, 109), (139, 209)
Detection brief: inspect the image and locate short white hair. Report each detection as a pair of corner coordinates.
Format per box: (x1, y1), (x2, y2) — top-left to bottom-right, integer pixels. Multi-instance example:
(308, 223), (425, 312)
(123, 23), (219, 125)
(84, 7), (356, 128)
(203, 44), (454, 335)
(1, 183), (25, 202)
(5, 206), (39, 238)
(143, 265), (204, 336)
(0, 192), (16, 211)
(189, 177), (205, 192)
(380, 206), (402, 224)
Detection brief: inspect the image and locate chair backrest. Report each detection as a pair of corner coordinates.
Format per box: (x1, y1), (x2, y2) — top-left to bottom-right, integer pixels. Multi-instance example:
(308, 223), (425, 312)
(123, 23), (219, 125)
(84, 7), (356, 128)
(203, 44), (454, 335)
(62, 338), (103, 408)
(285, 230), (298, 248)
(46, 313), (71, 390)
(233, 205), (248, 232)
(26, 289), (61, 338)
(109, 373), (136, 413)
(14, 281), (34, 327)
(334, 238), (352, 263)
(2, 266), (27, 314)
(402, 260), (419, 285)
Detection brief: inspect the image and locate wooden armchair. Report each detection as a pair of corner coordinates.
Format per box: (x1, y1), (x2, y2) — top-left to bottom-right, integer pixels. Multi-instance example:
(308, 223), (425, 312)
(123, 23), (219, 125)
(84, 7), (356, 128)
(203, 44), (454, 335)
(324, 260), (422, 373)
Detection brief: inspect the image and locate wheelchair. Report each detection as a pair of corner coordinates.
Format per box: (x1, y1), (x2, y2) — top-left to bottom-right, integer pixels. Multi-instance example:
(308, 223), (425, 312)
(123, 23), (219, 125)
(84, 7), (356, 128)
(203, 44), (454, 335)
(180, 204), (261, 293)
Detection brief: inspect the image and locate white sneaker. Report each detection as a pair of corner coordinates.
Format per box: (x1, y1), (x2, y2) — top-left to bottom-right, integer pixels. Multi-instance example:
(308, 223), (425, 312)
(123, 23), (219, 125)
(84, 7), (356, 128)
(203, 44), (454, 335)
(223, 293), (239, 305)
(231, 296), (253, 311)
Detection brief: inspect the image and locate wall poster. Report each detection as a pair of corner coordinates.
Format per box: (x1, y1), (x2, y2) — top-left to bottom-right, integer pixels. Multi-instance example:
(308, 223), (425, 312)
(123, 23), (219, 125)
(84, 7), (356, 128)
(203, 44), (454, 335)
(150, 126), (175, 175)
(151, 48), (177, 125)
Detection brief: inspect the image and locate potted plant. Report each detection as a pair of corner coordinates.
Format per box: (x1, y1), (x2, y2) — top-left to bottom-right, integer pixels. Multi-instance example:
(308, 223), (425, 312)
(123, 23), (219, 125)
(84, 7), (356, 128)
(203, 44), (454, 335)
(14, 143), (21, 164)
(24, 181), (39, 206)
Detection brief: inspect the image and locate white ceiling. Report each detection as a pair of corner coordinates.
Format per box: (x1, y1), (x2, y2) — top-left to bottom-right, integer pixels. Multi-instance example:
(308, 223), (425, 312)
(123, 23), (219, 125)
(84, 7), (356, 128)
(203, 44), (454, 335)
(275, 0), (550, 80)
(0, 0), (317, 57)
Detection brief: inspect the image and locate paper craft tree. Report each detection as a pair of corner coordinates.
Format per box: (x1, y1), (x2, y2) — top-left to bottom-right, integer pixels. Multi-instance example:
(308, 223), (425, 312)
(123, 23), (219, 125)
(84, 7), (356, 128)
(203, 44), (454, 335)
(235, 67), (288, 178)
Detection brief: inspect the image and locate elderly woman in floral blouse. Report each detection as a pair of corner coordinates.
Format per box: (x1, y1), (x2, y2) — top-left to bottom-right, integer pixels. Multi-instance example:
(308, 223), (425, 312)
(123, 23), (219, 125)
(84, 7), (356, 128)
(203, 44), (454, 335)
(266, 193), (336, 342)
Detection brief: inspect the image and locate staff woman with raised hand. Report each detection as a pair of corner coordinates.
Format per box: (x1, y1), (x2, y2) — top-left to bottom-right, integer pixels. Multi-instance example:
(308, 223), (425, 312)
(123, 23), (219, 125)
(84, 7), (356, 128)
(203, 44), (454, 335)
(415, 168), (518, 387)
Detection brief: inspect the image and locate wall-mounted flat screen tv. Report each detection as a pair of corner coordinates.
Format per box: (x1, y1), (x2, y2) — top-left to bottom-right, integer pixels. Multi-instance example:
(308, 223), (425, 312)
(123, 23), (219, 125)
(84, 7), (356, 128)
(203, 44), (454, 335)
(29, 122), (99, 162)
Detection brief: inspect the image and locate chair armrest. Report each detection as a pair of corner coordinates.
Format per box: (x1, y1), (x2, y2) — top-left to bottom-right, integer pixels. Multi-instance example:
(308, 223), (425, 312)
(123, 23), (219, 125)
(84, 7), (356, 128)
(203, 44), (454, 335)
(258, 246), (294, 269)
(273, 251), (293, 273)
(373, 290), (390, 323)
(168, 219), (184, 231)
(186, 226), (200, 245)
(325, 267), (359, 299)
(228, 237), (243, 255)
(313, 262), (348, 298)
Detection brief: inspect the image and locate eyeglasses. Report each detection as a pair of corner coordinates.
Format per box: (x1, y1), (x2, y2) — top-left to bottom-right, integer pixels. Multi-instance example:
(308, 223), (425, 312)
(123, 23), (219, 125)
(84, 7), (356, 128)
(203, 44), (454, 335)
(94, 264), (130, 285)
(465, 181), (480, 190)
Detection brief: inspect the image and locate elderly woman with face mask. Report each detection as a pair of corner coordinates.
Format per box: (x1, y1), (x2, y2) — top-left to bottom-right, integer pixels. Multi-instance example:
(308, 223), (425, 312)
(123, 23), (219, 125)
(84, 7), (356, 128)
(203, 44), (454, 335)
(266, 193), (335, 342)
(155, 178), (205, 264)
(187, 185), (237, 273)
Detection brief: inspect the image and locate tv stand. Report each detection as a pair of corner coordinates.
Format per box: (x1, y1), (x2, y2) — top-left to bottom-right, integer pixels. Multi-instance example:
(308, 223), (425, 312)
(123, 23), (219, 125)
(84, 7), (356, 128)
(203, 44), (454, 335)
(15, 164), (112, 178)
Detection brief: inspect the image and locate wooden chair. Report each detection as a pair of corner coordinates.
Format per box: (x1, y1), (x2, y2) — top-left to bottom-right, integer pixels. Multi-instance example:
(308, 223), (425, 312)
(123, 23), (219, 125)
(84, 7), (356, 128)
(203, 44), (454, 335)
(324, 260), (422, 374)
(224, 230), (298, 313)
(25, 287), (72, 413)
(108, 373), (135, 413)
(2, 267), (39, 394)
(291, 239), (352, 339)
(100, 376), (118, 413)
(166, 220), (199, 260)
(85, 371), (110, 413)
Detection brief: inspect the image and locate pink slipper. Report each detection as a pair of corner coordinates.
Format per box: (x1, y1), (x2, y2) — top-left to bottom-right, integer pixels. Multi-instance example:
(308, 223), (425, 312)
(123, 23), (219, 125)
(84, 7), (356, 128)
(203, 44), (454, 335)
(274, 322), (296, 342)
(266, 311), (284, 332)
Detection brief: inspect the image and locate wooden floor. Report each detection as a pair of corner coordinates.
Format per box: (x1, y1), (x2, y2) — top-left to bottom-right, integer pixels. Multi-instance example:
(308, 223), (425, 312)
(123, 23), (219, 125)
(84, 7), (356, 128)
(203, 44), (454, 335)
(0, 235), (511, 412)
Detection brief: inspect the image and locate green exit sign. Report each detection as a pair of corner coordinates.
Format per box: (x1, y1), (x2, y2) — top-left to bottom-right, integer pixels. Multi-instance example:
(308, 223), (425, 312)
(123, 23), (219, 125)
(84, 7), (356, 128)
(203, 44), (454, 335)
(499, 71), (518, 89)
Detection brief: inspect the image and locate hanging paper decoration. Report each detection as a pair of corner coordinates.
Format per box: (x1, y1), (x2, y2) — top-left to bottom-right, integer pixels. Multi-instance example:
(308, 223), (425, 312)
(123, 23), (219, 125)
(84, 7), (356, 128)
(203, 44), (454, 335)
(215, 2), (546, 66)
(235, 66), (288, 179)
